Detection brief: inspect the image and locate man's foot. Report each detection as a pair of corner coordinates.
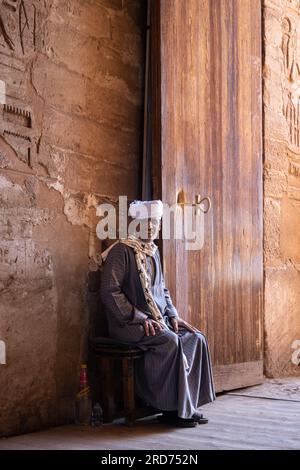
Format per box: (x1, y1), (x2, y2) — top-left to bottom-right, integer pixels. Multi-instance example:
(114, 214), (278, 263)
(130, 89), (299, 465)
(192, 411), (209, 424)
(175, 418), (198, 428)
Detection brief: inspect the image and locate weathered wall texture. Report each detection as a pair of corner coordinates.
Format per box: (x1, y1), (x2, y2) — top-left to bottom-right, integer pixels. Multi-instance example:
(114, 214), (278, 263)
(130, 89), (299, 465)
(0, 0), (144, 436)
(264, 0), (300, 377)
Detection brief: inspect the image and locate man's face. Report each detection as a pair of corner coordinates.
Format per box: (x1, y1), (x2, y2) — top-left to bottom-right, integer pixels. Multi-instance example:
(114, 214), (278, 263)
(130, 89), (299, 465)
(137, 217), (161, 241)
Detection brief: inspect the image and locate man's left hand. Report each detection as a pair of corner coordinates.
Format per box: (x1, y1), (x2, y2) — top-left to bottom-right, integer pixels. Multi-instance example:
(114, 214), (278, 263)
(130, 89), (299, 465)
(170, 317), (199, 334)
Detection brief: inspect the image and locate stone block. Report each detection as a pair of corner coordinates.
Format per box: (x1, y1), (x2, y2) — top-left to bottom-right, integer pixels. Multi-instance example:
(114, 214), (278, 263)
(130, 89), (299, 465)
(264, 169), (288, 198)
(42, 108), (140, 170)
(280, 195), (300, 263)
(264, 197), (281, 264)
(264, 264), (300, 377)
(49, 0), (111, 40)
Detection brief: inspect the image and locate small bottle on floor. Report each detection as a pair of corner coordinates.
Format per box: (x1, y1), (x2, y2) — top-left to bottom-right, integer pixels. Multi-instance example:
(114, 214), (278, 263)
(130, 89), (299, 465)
(75, 364), (92, 425)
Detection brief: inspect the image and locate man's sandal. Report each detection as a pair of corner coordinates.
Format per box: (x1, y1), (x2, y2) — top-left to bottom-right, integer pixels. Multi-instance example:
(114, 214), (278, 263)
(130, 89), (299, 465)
(192, 411), (209, 424)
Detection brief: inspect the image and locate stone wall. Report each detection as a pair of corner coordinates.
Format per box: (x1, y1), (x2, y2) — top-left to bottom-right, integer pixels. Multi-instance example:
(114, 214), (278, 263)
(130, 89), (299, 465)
(263, 0), (300, 377)
(0, 0), (145, 436)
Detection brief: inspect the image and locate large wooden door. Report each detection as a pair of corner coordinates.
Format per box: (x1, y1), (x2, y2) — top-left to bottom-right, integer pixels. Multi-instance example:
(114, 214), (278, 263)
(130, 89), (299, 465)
(152, 0), (263, 391)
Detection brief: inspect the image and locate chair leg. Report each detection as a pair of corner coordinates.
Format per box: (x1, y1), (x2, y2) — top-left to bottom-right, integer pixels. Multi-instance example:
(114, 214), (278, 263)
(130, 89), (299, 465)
(122, 357), (135, 426)
(99, 357), (115, 420)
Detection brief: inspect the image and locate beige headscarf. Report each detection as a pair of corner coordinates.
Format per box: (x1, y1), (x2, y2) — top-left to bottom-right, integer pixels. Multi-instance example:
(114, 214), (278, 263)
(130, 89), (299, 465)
(120, 235), (163, 322)
(101, 236), (163, 322)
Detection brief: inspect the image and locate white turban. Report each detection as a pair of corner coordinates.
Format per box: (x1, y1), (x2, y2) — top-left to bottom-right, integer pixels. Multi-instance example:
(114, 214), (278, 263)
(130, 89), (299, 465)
(129, 200), (163, 220)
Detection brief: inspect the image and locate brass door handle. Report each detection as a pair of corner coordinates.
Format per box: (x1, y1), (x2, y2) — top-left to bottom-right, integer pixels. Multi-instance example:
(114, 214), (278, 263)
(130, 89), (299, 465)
(177, 193), (212, 214)
(195, 195), (211, 214)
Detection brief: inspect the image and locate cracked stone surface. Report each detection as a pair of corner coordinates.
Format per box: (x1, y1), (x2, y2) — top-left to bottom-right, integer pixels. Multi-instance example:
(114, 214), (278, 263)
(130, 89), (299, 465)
(0, 0), (144, 436)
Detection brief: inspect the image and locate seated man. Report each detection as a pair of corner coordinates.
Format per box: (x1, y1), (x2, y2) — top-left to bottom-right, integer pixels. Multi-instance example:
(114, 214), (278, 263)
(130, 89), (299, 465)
(100, 200), (216, 427)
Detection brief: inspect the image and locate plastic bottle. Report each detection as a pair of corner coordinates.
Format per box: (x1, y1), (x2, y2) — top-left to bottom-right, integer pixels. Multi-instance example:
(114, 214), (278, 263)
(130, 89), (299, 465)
(75, 364), (92, 425)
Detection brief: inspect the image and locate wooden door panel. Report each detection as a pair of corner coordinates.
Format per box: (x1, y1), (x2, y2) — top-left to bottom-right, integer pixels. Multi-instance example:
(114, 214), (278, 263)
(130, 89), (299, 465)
(153, 0), (263, 391)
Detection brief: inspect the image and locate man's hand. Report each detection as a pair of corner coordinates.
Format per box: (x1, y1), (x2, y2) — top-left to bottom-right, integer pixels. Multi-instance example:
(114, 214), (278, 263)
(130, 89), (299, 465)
(170, 317), (199, 334)
(143, 319), (166, 336)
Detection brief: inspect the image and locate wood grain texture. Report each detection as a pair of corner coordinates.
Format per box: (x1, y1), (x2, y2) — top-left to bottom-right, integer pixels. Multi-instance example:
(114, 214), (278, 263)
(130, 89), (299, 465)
(213, 361), (264, 392)
(152, 0), (263, 387)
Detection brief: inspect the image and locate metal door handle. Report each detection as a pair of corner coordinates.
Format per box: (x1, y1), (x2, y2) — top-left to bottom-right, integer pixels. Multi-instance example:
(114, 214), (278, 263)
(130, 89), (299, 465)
(195, 195), (211, 214)
(177, 193), (212, 214)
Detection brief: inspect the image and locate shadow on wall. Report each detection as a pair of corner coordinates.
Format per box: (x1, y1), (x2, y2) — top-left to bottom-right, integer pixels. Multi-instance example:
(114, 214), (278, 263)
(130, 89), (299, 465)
(86, 265), (105, 408)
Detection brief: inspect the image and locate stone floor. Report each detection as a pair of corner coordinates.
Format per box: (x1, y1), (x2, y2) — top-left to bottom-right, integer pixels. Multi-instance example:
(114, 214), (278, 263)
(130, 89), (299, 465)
(0, 378), (300, 450)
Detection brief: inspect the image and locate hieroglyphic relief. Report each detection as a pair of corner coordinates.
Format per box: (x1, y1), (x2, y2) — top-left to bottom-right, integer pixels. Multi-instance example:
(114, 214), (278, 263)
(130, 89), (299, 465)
(0, 0), (37, 55)
(281, 14), (300, 156)
(0, 5), (14, 50)
(0, 201), (55, 281)
(287, 0), (300, 13)
(0, 103), (36, 167)
(280, 2), (300, 200)
(0, 238), (52, 280)
(3, 0), (18, 12)
(19, 1), (37, 55)
(284, 92), (300, 147)
(281, 17), (300, 83)
(0, 2), (42, 171)
(289, 160), (300, 177)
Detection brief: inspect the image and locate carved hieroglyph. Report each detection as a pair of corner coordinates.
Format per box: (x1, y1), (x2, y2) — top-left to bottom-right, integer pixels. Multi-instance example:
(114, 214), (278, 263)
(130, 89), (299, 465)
(0, 103), (36, 167)
(287, 0), (300, 14)
(0, 1), (41, 170)
(281, 1), (300, 204)
(0, 0), (37, 55)
(281, 17), (300, 83)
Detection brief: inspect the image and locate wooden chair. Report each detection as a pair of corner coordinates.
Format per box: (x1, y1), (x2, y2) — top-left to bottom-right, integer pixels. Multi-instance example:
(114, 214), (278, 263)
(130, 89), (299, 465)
(87, 268), (157, 426)
(90, 337), (146, 425)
